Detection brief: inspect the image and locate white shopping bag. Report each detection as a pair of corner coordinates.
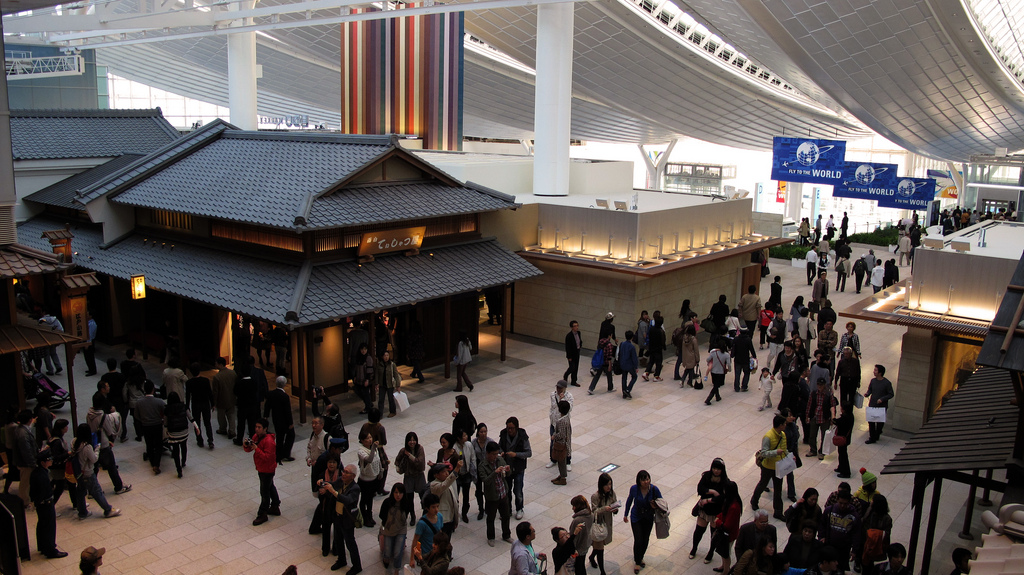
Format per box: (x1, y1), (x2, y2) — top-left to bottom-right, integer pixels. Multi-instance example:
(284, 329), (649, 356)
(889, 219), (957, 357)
(866, 407), (886, 422)
(393, 391), (411, 412)
(775, 453), (797, 478)
(821, 427), (836, 455)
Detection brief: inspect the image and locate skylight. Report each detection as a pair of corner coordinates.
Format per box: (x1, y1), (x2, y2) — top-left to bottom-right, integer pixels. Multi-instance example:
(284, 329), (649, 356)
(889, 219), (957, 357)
(964, 0), (1024, 91)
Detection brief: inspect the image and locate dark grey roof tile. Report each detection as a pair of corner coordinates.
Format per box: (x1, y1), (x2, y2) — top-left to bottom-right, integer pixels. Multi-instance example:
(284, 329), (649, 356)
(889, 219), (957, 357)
(24, 154), (146, 209)
(299, 239), (540, 326)
(11, 109), (180, 160)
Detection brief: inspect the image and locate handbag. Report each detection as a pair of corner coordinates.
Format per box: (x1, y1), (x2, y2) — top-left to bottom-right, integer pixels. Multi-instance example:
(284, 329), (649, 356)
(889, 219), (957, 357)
(832, 433), (847, 447)
(700, 315), (716, 333)
(551, 440), (568, 462)
(393, 391), (410, 412)
(866, 406), (887, 423)
(853, 393), (864, 409)
(591, 521), (608, 542)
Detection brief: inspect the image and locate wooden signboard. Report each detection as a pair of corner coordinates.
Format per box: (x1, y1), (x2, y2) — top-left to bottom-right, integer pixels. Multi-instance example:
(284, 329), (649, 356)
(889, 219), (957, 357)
(358, 227), (426, 257)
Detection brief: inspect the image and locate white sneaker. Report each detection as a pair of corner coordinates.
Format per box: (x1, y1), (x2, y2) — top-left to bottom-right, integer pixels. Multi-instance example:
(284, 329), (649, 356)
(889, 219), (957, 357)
(515, 509), (524, 520)
(566, 464), (572, 472)
(545, 461), (556, 469)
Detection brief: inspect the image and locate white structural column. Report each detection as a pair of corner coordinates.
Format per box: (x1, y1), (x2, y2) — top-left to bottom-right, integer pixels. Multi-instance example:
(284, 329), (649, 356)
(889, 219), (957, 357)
(227, 0), (258, 130)
(638, 139), (678, 189)
(532, 3), (574, 196)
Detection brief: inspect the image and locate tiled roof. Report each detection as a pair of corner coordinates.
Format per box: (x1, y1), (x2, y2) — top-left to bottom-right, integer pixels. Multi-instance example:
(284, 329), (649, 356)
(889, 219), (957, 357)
(18, 217), (301, 324)
(0, 324), (83, 354)
(303, 182), (518, 229)
(0, 244), (63, 278)
(18, 220), (540, 327)
(75, 120), (233, 205)
(25, 154), (145, 209)
(299, 238), (541, 326)
(110, 131), (393, 229)
(10, 109), (180, 161)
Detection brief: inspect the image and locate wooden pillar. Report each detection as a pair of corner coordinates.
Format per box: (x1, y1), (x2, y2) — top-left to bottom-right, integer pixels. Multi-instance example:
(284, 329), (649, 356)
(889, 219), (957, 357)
(5, 279), (16, 324)
(920, 477), (943, 575)
(303, 330), (316, 424)
(289, 327), (303, 423)
(176, 298), (186, 366)
(906, 473), (926, 572)
(65, 343), (78, 429)
(368, 314), (377, 358)
(500, 284), (510, 361)
(444, 296), (451, 379)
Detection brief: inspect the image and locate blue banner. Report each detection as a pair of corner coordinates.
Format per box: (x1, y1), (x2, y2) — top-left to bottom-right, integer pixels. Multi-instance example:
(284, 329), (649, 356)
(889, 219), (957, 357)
(832, 162), (899, 202)
(877, 178), (937, 210)
(771, 137), (847, 185)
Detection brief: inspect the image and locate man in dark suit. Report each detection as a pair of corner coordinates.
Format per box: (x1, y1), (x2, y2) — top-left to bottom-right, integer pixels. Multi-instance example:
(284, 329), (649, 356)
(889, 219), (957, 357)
(263, 376), (295, 463)
(768, 276), (783, 310)
(563, 320), (582, 387)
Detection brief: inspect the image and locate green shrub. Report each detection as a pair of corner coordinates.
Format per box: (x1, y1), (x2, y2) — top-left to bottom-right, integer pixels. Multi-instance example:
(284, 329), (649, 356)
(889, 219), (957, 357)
(769, 243), (812, 260)
(846, 225), (899, 246)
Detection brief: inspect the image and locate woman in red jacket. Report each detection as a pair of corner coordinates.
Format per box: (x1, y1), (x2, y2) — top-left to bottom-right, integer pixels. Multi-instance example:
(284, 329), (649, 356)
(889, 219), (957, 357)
(707, 481), (743, 573)
(244, 418), (280, 526)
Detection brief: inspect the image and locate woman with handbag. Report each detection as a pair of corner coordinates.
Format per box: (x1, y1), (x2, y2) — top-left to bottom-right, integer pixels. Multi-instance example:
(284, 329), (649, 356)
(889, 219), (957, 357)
(356, 430), (382, 527)
(833, 402), (855, 478)
(396, 432), (428, 499)
(705, 341), (731, 405)
(550, 526), (579, 575)
(690, 458), (729, 561)
(677, 324), (701, 388)
(549, 401), (571, 485)
(589, 472), (618, 575)
(569, 495), (594, 575)
(623, 469), (663, 575)
(707, 481), (742, 573)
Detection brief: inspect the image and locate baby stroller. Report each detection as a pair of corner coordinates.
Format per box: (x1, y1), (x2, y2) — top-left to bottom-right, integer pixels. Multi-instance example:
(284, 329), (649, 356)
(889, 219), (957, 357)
(27, 371), (69, 410)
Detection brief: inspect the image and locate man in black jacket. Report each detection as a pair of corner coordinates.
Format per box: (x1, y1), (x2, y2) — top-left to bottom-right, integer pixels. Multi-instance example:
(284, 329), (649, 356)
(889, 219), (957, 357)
(264, 376), (295, 463)
(731, 328), (756, 392)
(563, 321), (582, 387)
(234, 362), (259, 445)
(498, 417), (532, 520)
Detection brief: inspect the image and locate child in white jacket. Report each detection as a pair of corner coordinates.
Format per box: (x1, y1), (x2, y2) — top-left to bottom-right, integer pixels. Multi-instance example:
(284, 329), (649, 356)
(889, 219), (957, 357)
(757, 368), (774, 411)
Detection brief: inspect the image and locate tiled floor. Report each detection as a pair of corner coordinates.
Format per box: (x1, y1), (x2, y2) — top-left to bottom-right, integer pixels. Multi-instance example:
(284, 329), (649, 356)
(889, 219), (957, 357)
(12, 247), (979, 575)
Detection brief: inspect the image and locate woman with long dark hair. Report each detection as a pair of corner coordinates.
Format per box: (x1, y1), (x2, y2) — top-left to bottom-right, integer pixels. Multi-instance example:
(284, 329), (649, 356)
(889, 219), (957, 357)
(589, 472), (618, 575)
(163, 392), (193, 478)
(691, 458), (729, 560)
(784, 488), (822, 535)
(378, 482), (413, 575)
(395, 431), (427, 499)
(451, 395), (476, 442)
(734, 536), (776, 575)
(623, 470), (662, 574)
(46, 418), (75, 508)
(316, 455), (342, 558)
(707, 481), (742, 572)
(354, 343), (374, 414)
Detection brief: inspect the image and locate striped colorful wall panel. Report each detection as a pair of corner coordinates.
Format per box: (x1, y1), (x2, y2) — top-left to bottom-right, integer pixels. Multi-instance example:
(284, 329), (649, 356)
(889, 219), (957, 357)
(341, 7), (464, 151)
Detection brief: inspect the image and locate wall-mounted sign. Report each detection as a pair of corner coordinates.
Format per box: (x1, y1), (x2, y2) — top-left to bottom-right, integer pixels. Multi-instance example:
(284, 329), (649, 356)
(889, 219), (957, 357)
(358, 227), (426, 256)
(67, 294), (87, 340)
(776, 181), (786, 204)
(258, 114), (310, 128)
(131, 274), (146, 300)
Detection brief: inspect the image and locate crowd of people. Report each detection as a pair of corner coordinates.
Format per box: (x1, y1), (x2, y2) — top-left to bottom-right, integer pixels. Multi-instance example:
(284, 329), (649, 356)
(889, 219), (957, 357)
(1, 238), (978, 575)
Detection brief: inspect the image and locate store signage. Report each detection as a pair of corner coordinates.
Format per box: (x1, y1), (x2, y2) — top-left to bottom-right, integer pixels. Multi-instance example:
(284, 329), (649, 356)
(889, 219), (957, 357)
(771, 137), (847, 185)
(776, 181), (786, 203)
(358, 226), (426, 256)
(131, 274), (146, 300)
(68, 294), (88, 340)
(258, 114), (310, 128)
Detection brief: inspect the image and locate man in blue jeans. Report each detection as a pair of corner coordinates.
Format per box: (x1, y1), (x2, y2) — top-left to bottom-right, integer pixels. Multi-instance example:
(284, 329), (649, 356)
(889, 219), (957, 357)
(498, 417), (532, 520)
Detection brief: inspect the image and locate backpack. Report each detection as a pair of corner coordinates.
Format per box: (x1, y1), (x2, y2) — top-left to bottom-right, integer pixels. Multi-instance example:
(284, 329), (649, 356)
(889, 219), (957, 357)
(65, 445), (84, 484)
(591, 345), (605, 369)
(671, 327), (684, 349)
(835, 259), (846, 274)
(853, 258), (866, 274)
(863, 528), (886, 561)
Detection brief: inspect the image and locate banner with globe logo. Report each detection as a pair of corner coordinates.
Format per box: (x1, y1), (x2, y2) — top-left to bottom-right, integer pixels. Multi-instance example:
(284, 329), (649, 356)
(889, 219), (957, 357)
(833, 161), (899, 201)
(877, 177), (937, 210)
(770, 137), (847, 185)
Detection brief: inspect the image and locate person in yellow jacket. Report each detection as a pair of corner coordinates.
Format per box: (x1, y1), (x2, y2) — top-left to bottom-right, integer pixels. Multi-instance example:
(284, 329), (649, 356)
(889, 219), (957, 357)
(750, 415), (788, 521)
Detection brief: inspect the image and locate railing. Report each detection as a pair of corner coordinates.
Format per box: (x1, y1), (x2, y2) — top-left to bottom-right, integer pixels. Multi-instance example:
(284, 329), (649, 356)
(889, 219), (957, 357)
(5, 55), (85, 80)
